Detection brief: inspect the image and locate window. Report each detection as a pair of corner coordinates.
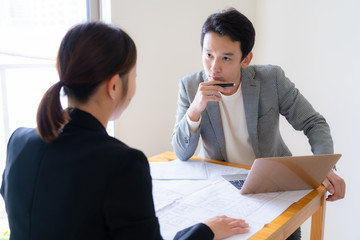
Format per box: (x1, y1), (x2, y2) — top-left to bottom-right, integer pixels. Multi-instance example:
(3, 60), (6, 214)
(0, 0), (90, 173)
(0, 0), (103, 233)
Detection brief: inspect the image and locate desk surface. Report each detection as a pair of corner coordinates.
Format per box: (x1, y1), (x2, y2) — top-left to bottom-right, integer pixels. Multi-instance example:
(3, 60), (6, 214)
(149, 152), (327, 240)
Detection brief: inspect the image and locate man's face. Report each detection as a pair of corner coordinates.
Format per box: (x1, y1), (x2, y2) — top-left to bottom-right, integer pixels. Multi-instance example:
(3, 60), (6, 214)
(202, 32), (247, 94)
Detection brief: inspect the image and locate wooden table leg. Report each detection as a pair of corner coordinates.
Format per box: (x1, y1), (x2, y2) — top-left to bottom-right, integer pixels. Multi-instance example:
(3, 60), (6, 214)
(310, 193), (326, 240)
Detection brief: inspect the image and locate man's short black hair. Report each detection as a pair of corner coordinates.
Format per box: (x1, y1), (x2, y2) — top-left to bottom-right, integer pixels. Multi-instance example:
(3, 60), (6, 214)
(201, 8), (256, 60)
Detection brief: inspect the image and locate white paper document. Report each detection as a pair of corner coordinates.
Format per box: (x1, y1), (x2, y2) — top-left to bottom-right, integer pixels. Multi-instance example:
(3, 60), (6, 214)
(152, 161), (311, 240)
(149, 159), (208, 179)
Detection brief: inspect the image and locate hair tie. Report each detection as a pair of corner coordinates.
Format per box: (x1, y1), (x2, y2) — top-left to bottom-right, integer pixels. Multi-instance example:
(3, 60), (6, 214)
(59, 79), (67, 86)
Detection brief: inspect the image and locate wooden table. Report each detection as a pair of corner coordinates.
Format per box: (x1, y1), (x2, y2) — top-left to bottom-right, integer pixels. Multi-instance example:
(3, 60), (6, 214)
(149, 152), (327, 240)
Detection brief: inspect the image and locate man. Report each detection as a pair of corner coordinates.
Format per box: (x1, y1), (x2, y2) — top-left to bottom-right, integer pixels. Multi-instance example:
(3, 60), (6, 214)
(171, 8), (345, 240)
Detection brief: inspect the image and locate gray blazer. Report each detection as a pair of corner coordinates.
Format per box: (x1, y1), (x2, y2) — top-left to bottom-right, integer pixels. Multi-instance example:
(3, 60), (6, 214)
(171, 65), (333, 162)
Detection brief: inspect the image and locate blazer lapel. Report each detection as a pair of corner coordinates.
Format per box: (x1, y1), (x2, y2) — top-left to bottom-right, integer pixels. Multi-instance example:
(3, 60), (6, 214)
(206, 101), (227, 160)
(202, 71), (226, 160)
(241, 68), (261, 157)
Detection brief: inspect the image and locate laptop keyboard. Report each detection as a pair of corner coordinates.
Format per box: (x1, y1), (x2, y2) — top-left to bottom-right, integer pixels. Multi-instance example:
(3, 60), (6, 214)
(229, 179), (245, 190)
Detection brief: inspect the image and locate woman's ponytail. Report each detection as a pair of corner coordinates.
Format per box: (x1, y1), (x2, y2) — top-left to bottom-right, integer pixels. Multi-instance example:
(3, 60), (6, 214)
(36, 81), (69, 142)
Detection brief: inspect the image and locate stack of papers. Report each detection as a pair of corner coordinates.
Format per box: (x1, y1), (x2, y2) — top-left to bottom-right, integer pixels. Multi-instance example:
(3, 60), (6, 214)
(150, 159), (311, 240)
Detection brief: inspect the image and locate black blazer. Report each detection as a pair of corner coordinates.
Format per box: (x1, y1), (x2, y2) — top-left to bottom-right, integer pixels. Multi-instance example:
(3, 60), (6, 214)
(1, 108), (213, 240)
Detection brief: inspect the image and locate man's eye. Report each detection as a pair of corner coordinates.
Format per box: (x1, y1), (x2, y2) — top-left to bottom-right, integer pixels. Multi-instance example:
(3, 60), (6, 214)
(224, 57), (230, 61)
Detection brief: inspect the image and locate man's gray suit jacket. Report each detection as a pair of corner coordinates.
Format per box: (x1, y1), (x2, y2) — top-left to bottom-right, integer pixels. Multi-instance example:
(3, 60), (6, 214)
(171, 65), (333, 162)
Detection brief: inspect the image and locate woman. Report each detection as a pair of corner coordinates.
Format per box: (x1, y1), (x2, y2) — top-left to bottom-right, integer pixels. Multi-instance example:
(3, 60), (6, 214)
(0, 22), (249, 240)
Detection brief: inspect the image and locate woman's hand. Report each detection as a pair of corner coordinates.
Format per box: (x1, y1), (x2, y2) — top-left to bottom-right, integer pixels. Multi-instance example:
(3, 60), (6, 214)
(203, 215), (249, 240)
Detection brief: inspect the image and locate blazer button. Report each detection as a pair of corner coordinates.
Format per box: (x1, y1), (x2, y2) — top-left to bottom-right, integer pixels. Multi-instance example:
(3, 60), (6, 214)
(184, 137), (189, 144)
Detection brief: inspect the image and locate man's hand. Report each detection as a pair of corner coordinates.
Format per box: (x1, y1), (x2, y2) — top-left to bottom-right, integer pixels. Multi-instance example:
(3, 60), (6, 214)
(322, 170), (346, 201)
(187, 81), (231, 121)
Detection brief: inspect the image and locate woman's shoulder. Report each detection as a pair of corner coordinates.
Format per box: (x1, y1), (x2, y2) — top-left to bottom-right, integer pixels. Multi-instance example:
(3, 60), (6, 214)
(102, 137), (148, 165)
(8, 127), (45, 148)
(103, 142), (150, 182)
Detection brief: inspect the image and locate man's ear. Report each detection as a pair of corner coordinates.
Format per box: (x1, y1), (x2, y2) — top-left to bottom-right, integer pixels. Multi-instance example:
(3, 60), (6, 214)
(106, 74), (120, 100)
(241, 52), (253, 68)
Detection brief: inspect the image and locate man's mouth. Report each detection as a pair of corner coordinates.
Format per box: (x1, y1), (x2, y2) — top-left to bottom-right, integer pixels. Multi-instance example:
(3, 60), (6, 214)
(209, 75), (222, 81)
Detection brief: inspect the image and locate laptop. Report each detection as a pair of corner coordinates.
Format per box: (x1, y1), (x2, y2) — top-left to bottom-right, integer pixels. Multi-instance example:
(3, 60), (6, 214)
(222, 154), (341, 194)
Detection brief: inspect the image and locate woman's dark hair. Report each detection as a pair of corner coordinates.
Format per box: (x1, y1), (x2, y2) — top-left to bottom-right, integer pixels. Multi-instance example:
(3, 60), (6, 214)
(36, 22), (137, 142)
(200, 8), (255, 60)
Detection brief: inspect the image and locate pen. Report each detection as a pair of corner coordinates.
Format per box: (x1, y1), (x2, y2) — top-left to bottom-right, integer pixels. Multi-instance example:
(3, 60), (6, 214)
(215, 83), (235, 87)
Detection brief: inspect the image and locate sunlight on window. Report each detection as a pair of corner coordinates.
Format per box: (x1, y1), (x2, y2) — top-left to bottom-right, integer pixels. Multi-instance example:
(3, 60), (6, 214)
(0, 0), (88, 59)
(0, 0), (87, 161)
(0, 0), (89, 233)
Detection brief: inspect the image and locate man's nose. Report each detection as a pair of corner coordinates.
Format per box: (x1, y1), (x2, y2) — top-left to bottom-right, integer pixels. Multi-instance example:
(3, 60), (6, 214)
(210, 58), (221, 73)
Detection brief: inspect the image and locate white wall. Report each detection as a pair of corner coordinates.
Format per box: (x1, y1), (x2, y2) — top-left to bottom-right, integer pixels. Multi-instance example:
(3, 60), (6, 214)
(255, 0), (360, 239)
(111, 0), (256, 157)
(111, 0), (359, 239)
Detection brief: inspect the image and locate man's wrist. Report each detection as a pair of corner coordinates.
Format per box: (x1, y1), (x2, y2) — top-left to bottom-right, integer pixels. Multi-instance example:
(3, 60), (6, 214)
(186, 111), (201, 133)
(187, 108), (201, 122)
